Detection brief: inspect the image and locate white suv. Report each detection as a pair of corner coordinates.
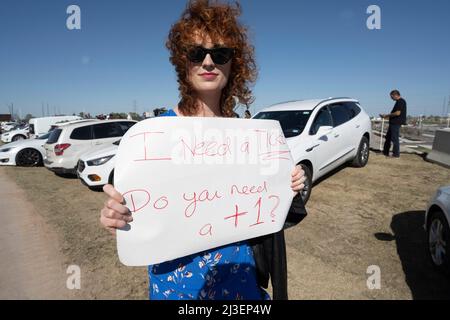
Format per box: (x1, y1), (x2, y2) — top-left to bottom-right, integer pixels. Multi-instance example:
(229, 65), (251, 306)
(253, 98), (372, 203)
(44, 120), (136, 175)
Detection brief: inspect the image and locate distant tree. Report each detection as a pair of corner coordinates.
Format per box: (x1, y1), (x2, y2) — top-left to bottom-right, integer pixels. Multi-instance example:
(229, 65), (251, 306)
(109, 113), (128, 119)
(129, 112), (143, 121)
(24, 114), (33, 122)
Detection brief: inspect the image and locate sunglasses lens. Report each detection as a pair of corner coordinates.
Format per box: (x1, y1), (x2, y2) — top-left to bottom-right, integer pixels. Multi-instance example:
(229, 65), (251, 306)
(187, 47), (234, 64)
(211, 48), (234, 65)
(187, 47), (206, 63)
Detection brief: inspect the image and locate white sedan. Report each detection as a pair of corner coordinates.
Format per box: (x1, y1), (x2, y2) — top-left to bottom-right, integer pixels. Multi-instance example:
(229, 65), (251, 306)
(0, 132), (50, 166)
(425, 185), (450, 273)
(1, 126), (29, 143)
(77, 141), (118, 189)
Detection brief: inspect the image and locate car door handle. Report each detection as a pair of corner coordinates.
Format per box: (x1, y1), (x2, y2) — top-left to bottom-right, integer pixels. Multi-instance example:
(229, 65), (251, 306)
(334, 134), (340, 138)
(356, 125), (361, 128)
(306, 144), (320, 152)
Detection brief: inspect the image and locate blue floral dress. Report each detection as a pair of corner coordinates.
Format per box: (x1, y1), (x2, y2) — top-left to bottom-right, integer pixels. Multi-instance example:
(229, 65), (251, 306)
(147, 109), (268, 300)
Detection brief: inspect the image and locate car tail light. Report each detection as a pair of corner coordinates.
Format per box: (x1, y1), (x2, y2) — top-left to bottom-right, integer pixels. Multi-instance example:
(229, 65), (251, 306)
(54, 143), (71, 156)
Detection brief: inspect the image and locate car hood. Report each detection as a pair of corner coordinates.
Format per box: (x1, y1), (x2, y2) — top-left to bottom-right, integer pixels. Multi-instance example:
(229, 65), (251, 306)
(286, 133), (311, 149)
(80, 144), (118, 161)
(0, 138), (45, 150)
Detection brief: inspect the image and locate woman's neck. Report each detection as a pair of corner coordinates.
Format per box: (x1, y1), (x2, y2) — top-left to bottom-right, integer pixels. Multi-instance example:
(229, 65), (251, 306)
(195, 93), (222, 117)
(175, 92), (222, 117)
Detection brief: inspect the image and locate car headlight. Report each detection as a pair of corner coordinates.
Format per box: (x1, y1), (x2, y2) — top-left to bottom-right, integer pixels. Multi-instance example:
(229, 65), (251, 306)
(0, 148), (13, 152)
(2, 133), (10, 137)
(87, 155), (114, 166)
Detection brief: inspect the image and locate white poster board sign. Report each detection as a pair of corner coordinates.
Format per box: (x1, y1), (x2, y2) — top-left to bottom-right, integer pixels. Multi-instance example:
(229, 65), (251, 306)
(115, 117), (295, 266)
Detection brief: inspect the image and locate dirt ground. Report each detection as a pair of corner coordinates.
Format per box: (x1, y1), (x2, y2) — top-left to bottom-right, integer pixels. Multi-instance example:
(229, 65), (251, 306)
(1, 151), (450, 299)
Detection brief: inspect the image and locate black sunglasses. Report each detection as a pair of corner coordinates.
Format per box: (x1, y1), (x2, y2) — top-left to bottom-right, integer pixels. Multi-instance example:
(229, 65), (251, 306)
(187, 46), (234, 65)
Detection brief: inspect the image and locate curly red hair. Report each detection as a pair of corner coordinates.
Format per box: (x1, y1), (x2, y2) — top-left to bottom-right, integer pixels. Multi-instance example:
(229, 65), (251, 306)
(166, 0), (257, 117)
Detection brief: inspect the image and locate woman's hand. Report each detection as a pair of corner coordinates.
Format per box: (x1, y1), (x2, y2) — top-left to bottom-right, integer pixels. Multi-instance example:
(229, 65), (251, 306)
(291, 165), (306, 194)
(100, 184), (133, 235)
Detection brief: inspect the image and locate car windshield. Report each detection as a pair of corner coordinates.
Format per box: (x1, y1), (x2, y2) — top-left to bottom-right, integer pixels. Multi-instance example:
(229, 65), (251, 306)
(253, 110), (312, 138)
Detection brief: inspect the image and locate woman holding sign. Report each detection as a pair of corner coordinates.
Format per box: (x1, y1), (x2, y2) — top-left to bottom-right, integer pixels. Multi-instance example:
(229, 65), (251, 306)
(100, 0), (306, 300)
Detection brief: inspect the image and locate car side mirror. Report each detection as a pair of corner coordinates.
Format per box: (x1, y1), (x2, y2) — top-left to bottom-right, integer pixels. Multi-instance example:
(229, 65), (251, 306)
(316, 125), (333, 136)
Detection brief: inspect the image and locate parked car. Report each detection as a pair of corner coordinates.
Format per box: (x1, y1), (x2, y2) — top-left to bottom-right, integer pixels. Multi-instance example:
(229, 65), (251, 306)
(1, 125), (29, 143)
(77, 140), (119, 189)
(44, 120), (136, 175)
(29, 116), (83, 138)
(253, 97), (372, 203)
(425, 185), (450, 273)
(1, 121), (18, 133)
(0, 132), (51, 167)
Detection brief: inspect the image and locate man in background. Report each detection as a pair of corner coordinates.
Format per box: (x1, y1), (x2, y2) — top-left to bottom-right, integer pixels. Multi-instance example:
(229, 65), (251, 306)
(380, 90), (407, 158)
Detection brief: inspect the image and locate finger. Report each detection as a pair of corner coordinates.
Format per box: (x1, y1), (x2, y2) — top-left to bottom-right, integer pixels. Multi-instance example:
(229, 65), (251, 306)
(101, 207), (132, 222)
(291, 172), (303, 181)
(291, 173), (305, 184)
(103, 184), (124, 203)
(291, 181), (303, 189)
(104, 198), (131, 216)
(291, 166), (304, 177)
(100, 215), (128, 229)
(292, 184), (305, 192)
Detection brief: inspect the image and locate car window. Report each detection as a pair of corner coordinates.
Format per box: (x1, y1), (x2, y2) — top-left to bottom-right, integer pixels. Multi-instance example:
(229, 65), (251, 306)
(37, 132), (51, 140)
(93, 123), (123, 139)
(118, 121), (136, 134)
(70, 126), (93, 140)
(329, 104), (352, 127)
(345, 102), (361, 119)
(253, 111), (312, 138)
(310, 107), (333, 135)
(47, 129), (62, 144)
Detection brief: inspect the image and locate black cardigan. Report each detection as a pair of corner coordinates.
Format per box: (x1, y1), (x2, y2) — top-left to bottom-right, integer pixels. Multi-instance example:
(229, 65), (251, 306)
(249, 194), (307, 300)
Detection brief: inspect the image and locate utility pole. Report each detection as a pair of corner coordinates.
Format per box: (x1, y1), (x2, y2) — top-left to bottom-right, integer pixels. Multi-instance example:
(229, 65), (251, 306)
(47, 103), (50, 117)
(443, 97), (447, 118)
(42, 102), (45, 117)
(447, 96), (450, 117)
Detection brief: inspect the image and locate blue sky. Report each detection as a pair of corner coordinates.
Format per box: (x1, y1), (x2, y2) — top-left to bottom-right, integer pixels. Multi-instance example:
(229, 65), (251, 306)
(1, 0), (450, 118)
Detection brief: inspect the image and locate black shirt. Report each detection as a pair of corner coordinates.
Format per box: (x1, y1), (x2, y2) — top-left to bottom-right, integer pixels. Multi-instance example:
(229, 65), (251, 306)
(390, 98), (407, 125)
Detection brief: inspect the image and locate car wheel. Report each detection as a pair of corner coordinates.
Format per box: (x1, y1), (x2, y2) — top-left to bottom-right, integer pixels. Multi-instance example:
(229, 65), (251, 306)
(352, 136), (370, 168)
(15, 148), (43, 167)
(428, 210), (450, 273)
(299, 164), (312, 205)
(12, 135), (26, 142)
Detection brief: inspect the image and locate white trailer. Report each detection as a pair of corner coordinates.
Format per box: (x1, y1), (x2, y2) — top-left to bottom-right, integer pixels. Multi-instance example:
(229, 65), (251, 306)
(29, 116), (82, 137)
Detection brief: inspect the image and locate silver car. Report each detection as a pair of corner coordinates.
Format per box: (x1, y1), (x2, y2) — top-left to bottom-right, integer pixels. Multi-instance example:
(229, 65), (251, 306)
(425, 186), (450, 273)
